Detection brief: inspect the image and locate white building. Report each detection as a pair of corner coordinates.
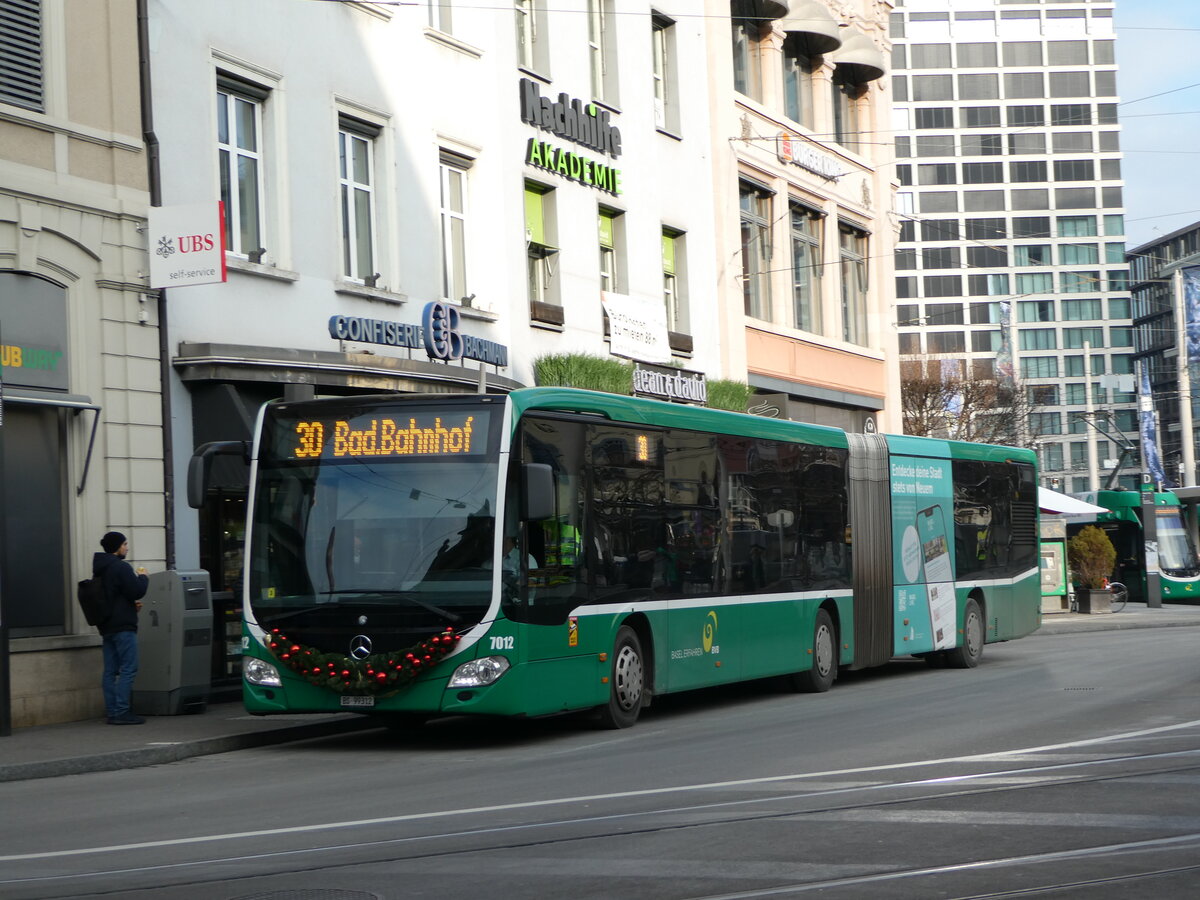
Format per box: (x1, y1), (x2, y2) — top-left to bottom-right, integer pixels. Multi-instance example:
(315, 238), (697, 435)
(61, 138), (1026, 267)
(148, 1), (725, 631)
(890, 0), (1137, 490)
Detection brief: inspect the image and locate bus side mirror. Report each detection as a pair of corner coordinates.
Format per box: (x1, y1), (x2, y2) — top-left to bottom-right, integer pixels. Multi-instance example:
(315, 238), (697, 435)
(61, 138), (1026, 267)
(522, 463), (555, 522)
(187, 441), (250, 508)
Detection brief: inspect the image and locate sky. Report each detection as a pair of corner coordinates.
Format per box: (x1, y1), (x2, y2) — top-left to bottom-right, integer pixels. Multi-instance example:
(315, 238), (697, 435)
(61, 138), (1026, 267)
(1115, 0), (1200, 250)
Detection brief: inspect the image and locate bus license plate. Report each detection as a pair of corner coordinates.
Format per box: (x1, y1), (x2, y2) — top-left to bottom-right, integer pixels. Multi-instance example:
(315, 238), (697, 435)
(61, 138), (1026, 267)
(340, 696), (374, 708)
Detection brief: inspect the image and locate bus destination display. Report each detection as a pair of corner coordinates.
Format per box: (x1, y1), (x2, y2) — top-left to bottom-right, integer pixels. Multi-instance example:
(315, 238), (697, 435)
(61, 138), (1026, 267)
(282, 411), (489, 460)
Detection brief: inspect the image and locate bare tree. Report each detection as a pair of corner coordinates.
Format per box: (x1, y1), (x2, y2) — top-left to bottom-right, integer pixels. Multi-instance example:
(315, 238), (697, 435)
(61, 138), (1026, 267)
(901, 359), (1035, 448)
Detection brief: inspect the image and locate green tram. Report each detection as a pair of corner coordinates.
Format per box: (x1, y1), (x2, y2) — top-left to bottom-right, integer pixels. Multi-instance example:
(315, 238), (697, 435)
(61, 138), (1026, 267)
(190, 388), (1041, 728)
(1069, 489), (1200, 603)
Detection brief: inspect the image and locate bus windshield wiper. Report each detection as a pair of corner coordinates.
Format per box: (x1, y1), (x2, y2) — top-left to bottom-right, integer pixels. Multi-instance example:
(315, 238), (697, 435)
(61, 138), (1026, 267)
(321, 589), (463, 624)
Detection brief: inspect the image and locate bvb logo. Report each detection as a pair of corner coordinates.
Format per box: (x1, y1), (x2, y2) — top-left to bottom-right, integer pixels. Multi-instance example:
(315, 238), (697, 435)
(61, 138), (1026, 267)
(702, 610), (718, 654)
(422, 301), (464, 361)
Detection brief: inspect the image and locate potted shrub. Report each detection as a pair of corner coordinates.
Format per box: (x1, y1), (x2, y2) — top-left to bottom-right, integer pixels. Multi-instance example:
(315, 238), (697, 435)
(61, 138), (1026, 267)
(1067, 525), (1117, 613)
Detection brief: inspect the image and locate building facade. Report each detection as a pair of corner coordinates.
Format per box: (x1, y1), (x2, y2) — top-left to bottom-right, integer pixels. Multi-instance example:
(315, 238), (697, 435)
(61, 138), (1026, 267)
(1, 0), (162, 725)
(1129, 222), (1200, 487)
(890, 0), (1138, 491)
(711, 0), (902, 434)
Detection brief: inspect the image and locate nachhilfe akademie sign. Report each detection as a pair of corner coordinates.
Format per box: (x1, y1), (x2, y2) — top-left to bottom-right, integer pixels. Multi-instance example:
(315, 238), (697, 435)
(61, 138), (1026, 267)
(520, 79), (623, 195)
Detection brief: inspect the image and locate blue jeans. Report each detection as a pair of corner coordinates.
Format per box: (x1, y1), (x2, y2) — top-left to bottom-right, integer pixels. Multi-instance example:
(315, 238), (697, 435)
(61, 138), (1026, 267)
(102, 630), (139, 719)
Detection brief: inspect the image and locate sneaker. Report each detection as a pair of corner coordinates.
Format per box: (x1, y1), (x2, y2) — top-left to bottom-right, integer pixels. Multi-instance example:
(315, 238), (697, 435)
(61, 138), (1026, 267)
(107, 714), (146, 725)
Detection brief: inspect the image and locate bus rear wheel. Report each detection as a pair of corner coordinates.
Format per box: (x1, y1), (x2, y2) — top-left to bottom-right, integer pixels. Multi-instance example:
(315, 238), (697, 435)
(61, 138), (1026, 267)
(598, 626), (645, 729)
(945, 599), (984, 669)
(792, 609), (837, 693)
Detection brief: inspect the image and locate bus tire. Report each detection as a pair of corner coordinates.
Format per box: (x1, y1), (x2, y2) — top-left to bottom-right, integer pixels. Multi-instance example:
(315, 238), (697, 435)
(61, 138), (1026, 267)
(945, 599), (984, 669)
(598, 625), (645, 729)
(792, 609), (837, 693)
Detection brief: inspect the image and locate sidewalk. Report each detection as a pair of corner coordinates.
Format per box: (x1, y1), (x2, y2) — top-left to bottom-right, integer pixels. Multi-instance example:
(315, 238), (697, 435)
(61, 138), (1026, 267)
(2, 603), (1198, 784)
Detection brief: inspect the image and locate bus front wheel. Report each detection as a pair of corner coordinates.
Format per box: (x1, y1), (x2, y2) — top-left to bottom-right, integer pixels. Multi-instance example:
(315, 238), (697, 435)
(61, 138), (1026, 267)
(598, 626), (645, 729)
(945, 599), (984, 669)
(792, 609), (837, 693)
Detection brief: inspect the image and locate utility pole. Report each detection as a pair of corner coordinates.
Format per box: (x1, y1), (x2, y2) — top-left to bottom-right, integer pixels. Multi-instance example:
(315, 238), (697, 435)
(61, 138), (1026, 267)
(1174, 269), (1195, 487)
(1084, 341), (1099, 491)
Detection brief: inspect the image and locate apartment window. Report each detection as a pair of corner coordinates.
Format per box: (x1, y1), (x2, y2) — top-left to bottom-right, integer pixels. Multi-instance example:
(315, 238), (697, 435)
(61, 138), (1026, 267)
(1002, 41), (1042, 67)
(1062, 299), (1102, 320)
(1061, 271), (1099, 294)
(896, 136), (911, 158)
(961, 134), (1003, 156)
(970, 302), (999, 324)
(915, 107), (954, 129)
(918, 163), (956, 185)
(972, 331), (1001, 352)
(1019, 300), (1054, 323)
(1050, 72), (1090, 99)
(1007, 105), (1045, 127)
(1008, 133), (1046, 155)
(1110, 327), (1134, 347)
(662, 228), (686, 333)
(959, 76), (999, 102)
(913, 75), (954, 102)
(1022, 356), (1059, 379)
(1013, 216), (1050, 238)
(1095, 71), (1117, 97)
(338, 118), (379, 284)
(515, 0), (549, 74)
(525, 182), (559, 312)
(1064, 326), (1104, 349)
(598, 207), (624, 293)
(217, 75), (268, 258)
(1094, 40), (1115, 65)
(899, 333), (922, 355)
(1051, 104), (1090, 126)
(1064, 355), (1103, 377)
(1056, 187), (1096, 209)
(740, 182), (772, 319)
(922, 220), (959, 241)
(1109, 298), (1131, 319)
(1020, 329), (1056, 351)
(651, 15), (676, 132)
(732, 14), (765, 101)
(921, 192), (958, 214)
(1104, 214), (1124, 236)
(893, 75), (908, 102)
(437, 152), (471, 304)
(910, 44), (951, 69)
(1099, 131), (1120, 152)
(1109, 270), (1130, 291)
(1058, 215), (1097, 237)
(962, 106), (1001, 128)
(963, 162), (1003, 184)
(1016, 272), (1053, 294)
(928, 332), (965, 354)
(1060, 243), (1099, 266)
(1, 0), (42, 111)
(1028, 385), (1059, 406)
(897, 164), (912, 186)
(923, 247), (960, 270)
(899, 219), (916, 242)
(896, 248), (917, 271)
(783, 40), (815, 129)
(831, 71), (864, 149)
(1015, 245), (1051, 267)
(588, 1), (618, 106)
(964, 191), (1004, 212)
(923, 275), (962, 298)
(965, 218), (1005, 241)
(1053, 131), (1093, 153)
(1101, 159), (1122, 181)
(1054, 159), (1095, 182)
(791, 203), (822, 333)
(1004, 73), (1044, 99)
(1041, 443), (1064, 472)
(1098, 103), (1118, 125)
(1030, 413), (1062, 436)
(968, 246), (1007, 268)
(926, 303), (964, 326)
(916, 135), (955, 157)
(897, 304), (919, 326)
(897, 277), (918, 299)
(968, 275), (1009, 297)
(1106, 242), (1126, 264)
(1009, 160), (1047, 183)
(1111, 352), (1133, 373)
(839, 223), (869, 344)
(1048, 41), (1088, 66)
(958, 42), (997, 67)
(428, 0), (452, 32)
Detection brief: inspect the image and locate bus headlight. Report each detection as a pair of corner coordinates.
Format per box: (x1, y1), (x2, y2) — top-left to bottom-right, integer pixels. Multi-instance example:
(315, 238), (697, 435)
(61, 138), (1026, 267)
(244, 656), (283, 687)
(448, 656), (511, 688)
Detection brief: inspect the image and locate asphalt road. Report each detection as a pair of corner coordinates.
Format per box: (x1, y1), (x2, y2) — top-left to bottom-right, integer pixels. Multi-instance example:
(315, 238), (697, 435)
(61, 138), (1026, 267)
(2, 627), (1199, 899)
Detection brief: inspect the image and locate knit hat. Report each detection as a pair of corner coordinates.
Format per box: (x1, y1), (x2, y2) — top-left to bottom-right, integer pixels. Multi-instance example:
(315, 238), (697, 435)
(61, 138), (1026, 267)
(101, 531), (127, 554)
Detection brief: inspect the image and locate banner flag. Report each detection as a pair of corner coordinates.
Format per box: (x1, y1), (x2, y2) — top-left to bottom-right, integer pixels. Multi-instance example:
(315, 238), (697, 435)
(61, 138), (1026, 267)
(1184, 266), (1200, 364)
(1138, 362), (1169, 487)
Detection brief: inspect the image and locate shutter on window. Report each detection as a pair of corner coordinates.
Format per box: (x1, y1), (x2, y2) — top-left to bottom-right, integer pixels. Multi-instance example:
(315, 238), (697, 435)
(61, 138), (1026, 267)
(1, 0), (43, 111)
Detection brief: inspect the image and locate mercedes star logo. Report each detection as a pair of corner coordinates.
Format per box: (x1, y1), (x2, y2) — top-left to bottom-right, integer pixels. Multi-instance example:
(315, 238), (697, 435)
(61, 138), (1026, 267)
(349, 634), (373, 660)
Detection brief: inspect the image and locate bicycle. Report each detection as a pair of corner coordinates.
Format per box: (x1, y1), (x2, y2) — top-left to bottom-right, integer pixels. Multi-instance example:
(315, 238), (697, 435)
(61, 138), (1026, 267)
(1108, 581), (1128, 613)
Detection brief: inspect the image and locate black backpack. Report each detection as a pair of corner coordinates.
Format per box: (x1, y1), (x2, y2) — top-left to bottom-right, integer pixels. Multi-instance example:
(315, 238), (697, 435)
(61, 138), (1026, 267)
(77, 577), (112, 626)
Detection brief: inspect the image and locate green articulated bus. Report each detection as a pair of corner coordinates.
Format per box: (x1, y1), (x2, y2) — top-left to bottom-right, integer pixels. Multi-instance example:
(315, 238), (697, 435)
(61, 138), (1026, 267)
(191, 387), (1041, 728)
(1069, 489), (1200, 604)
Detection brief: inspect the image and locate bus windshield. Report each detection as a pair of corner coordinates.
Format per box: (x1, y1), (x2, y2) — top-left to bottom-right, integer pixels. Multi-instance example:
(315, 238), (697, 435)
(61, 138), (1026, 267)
(247, 402), (500, 650)
(1155, 507), (1200, 575)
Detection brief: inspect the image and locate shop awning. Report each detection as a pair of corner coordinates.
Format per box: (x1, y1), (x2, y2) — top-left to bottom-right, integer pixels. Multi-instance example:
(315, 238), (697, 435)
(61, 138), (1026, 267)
(832, 32), (888, 83)
(780, 0), (843, 56)
(1038, 487), (1108, 516)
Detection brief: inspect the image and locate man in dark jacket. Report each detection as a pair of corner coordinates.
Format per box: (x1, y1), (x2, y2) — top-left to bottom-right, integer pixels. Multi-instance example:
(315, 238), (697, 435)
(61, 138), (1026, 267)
(93, 531), (149, 725)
